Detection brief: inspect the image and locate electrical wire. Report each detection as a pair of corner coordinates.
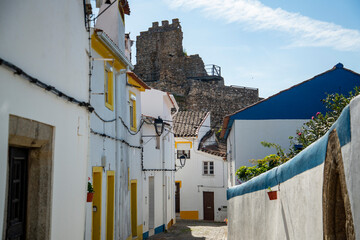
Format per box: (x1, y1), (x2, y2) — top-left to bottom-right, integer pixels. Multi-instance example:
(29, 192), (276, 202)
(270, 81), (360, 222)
(0, 57), (94, 112)
(92, 0), (117, 21)
(119, 117), (144, 135)
(163, 118), (231, 131)
(93, 110), (116, 122)
(91, 128), (141, 149)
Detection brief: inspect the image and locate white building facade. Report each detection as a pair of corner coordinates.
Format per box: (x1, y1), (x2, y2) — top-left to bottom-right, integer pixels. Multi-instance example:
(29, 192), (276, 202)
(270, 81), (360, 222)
(85, 1), (151, 240)
(174, 112), (228, 222)
(0, 1), (90, 239)
(222, 64), (360, 187)
(227, 95), (360, 240)
(141, 89), (178, 238)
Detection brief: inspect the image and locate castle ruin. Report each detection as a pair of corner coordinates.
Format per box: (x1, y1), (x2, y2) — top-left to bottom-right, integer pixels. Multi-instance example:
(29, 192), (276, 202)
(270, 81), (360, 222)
(134, 19), (260, 127)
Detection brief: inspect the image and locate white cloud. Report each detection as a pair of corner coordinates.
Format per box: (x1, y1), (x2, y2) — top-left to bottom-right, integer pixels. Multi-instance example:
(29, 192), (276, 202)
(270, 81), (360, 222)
(166, 0), (360, 51)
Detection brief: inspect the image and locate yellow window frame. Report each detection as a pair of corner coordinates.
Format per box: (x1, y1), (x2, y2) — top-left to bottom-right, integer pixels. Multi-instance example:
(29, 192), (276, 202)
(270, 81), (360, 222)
(175, 141), (193, 149)
(129, 91), (137, 132)
(105, 62), (114, 111)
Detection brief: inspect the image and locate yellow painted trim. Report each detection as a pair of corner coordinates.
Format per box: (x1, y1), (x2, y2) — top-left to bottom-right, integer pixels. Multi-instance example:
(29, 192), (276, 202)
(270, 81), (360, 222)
(91, 33), (126, 71)
(167, 219), (174, 230)
(128, 167), (130, 191)
(137, 224), (143, 240)
(104, 62), (114, 111)
(131, 180), (138, 238)
(175, 181), (182, 188)
(93, 166), (103, 172)
(106, 171), (115, 240)
(180, 211), (199, 220)
(129, 91), (137, 132)
(92, 167), (103, 240)
(175, 141), (192, 149)
(126, 237), (132, 240)
(127, 73), (146, 92)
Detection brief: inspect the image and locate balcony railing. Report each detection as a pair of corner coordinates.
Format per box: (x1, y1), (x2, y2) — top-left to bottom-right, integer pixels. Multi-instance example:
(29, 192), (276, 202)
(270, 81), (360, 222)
(205, 64), (221, 77)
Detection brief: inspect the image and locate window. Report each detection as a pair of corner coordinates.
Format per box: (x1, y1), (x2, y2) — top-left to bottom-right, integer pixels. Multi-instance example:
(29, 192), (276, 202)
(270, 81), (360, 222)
(177, 150), (190, 159)
(129, 91), (137, 131)
(104, 63), (114, 111)
(203, 161), (214, 175)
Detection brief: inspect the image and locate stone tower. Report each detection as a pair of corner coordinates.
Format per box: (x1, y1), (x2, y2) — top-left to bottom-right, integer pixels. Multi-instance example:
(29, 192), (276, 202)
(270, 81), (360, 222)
(134, 19), (260, 127)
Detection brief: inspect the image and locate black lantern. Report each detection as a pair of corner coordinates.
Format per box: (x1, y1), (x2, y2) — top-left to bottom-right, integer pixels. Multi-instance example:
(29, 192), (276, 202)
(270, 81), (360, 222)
(179, 155), (186, 168)
(154, 117), (164, 136)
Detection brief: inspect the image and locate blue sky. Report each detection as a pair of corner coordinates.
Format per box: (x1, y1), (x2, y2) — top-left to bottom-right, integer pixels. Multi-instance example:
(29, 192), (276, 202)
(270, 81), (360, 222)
(109, 0), (359, 97)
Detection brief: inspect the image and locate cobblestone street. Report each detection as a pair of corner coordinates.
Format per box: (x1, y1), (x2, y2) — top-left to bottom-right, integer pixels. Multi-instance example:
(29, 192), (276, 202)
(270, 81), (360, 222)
(148, 220), (227, 240)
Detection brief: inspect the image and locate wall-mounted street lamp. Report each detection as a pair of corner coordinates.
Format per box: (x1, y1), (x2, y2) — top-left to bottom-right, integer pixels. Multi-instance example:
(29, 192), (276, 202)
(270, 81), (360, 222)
(178, 155), (186, 168)
(154, 117), (164, 136)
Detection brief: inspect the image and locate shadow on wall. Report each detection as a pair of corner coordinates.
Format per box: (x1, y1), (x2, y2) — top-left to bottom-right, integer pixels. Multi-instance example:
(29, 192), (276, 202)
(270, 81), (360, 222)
(148, 220), (226, 239)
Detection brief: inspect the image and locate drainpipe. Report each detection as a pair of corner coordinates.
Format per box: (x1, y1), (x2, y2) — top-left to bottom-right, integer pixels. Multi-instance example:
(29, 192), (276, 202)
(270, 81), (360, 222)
(114, 71), (119, 239)
(85, 13), (92, 240)
(162, 128), (171, 231)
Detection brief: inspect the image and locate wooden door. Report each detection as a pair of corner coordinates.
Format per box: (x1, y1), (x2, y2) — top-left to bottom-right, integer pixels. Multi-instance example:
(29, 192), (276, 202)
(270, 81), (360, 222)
(106, 171), (115, 240)
(175, 182), (180, 213)
(131, 181), (137, 237)
(203, 192), (214, 221)
(6, 147), (28, 240)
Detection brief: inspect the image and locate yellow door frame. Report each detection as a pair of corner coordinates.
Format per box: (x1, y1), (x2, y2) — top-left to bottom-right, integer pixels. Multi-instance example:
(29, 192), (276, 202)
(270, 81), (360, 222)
(92, 167), (103, 240)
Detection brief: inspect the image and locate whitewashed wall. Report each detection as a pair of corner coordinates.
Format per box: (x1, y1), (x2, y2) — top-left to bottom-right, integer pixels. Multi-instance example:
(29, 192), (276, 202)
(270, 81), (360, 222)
(175, 116), (228, 222)
(227, 95), (360, 239)
(0, 0), (89, 239)
(175, 143), (227, 222)
(127, 86), (144, 239)
(86, 46), (127, 240)
(227, 119), (306, 187)
(141, 89), (177, 238)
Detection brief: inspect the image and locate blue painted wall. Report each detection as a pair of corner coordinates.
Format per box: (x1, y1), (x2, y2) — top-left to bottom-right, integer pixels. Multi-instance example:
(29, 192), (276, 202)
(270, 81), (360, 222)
(154, 224), (165, 234)
(224, 64), (360, 138)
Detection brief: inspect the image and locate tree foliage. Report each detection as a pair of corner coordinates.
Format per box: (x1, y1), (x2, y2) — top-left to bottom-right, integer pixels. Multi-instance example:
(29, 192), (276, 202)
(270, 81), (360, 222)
(236, 87), (360, 183)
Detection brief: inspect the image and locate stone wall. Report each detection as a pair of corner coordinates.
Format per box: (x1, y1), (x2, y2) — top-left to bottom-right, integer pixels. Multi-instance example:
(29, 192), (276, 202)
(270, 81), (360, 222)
(134, 19), (259, 126)
(187, 80), (259, 125)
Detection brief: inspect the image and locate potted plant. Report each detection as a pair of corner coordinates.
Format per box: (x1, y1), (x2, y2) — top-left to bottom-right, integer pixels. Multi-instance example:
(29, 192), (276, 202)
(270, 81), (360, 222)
(267, 187), (277, 200)
(87, 177), (95, 202)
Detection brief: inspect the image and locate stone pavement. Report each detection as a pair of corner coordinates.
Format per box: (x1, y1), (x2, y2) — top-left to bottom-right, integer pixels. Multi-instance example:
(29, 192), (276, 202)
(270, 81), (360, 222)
(148, 219), (227, 240)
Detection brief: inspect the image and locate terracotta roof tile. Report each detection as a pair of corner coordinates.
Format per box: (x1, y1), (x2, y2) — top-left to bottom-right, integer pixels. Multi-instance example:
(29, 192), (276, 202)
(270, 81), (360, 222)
(200, 143), (227, 158)
(173, 111), (209, 137)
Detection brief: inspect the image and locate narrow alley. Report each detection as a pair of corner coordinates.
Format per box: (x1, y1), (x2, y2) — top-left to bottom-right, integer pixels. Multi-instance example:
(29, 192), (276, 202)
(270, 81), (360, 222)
(148, 220), (227, 240)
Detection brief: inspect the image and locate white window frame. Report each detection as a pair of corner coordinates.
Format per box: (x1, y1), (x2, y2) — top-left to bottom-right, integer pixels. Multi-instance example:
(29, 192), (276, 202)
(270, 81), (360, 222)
(203, 161), (214, 175)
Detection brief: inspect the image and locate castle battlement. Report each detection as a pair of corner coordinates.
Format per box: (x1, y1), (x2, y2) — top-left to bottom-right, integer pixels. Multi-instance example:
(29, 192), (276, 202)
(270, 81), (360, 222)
(139, 18), (181, 36)
(134, 19), (260, 126)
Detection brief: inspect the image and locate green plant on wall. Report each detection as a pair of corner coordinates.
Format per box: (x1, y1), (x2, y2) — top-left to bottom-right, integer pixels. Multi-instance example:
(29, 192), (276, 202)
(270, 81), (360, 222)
(88, 181), (94, 193)
(236, 87), (360, 183)
(236, 142), (289, 182)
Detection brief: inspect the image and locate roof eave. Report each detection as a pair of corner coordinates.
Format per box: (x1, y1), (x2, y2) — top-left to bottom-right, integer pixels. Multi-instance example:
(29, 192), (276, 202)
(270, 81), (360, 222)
(95, 30), (134, 70)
